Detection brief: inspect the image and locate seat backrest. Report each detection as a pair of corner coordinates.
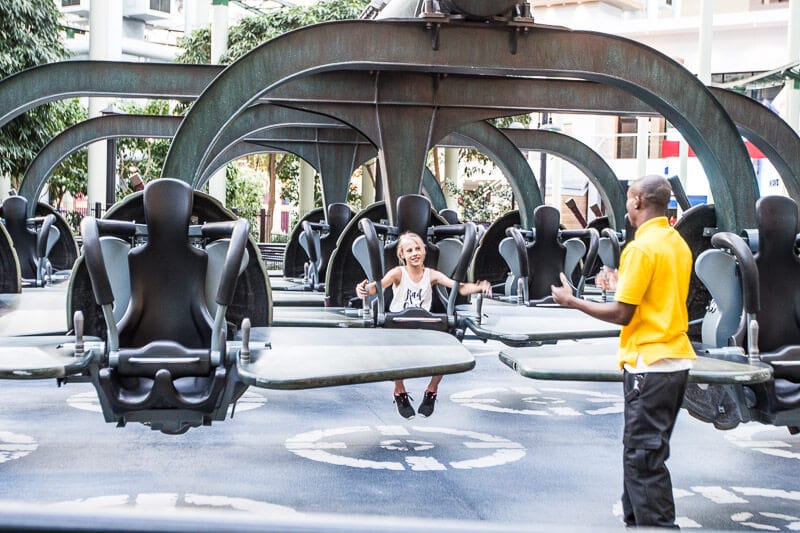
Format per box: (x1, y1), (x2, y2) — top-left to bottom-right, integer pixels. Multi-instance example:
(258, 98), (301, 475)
(438, 208), (460, 224)
(696, 249), (744, 348)
(753, 195), (800, 353)
(384, 194), (440, 273)
(1, 196), (37, 278)
(563, 238), (586, 282)
(117, 179), (213, 349)
(299, 221), (322, 275)
(499, 236), (522, 296)
(319, 202), (353, 278)
(526, 205), (566, 300)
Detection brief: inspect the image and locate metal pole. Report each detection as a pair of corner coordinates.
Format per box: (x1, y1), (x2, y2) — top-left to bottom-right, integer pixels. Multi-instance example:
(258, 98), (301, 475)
(259, 208), (266, 243)
(105, 138), (116, 207)
(539, 112), (548, 198)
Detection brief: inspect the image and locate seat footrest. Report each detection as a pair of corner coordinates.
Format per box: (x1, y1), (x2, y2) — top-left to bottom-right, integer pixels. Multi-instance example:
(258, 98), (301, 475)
(115, 341), (212, 378)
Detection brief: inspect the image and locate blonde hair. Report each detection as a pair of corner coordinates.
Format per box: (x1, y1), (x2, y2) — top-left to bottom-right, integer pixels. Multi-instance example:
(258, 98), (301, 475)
(396, 232), (426, 265)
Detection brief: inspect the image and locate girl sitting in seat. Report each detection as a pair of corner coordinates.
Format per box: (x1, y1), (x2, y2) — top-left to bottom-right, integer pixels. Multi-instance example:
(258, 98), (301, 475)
(355, 231), (492, 419)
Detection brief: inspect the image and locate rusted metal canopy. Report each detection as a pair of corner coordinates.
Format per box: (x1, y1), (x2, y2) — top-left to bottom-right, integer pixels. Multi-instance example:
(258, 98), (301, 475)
(2, 40), (792, 229)
(160, 20), (757, 230)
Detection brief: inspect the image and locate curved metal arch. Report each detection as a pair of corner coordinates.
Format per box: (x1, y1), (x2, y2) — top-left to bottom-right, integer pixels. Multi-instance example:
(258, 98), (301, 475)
(1, 62), (791, 225)
(709, 87), (800, 200)
(197, 105), (539, 225)
(444, 122), (541, 228)
(499, 128), (627, 229)
(268, 71), (800, 204)
(161, 20), (757, 231)
(202, 136), (447, 212)
(18, 115), (183, 207)
(196, 104), (345, 186)
(0, 61), (221, 129)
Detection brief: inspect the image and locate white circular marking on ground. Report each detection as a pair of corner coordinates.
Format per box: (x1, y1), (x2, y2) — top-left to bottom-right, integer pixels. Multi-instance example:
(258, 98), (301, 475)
(451, 386), (622, 416)
(0, 431), (38, 463)
(723, 424), (800, 461)
(285, 425), (525, 471)
(47, 493), (297, 515)
(616, 486), (800, 530)
(67, 389), (267, 414)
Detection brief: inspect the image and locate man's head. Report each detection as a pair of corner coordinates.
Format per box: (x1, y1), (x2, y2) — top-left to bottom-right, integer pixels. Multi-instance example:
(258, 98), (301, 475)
(626, 175), (672, 227)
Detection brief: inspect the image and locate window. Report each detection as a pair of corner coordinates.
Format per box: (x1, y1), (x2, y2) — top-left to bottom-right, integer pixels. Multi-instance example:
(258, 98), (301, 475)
(149, 0), (170, 13)
(615, 117), (666, 159)
(62, 0), (81, 6)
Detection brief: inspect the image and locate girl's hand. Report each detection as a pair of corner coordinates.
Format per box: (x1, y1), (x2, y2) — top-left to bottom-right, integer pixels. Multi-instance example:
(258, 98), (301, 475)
(476, 280), (492, 296)
(356, 280), (369, 298)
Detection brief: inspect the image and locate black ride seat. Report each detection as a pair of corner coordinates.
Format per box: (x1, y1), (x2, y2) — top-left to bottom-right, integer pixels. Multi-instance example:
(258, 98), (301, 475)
(0, 195), (59, 287)
(353, 194), (475, 336)
(502, 205), (599, 305)
(687, 195), (800, 430)
(527, 205), (566, 300)
(81, 178), (250, 434)
(121, 187), (212, 349)
(299, 202), (354, 291)
(319, 202), (353, 280)
(752, 196), (800, 411)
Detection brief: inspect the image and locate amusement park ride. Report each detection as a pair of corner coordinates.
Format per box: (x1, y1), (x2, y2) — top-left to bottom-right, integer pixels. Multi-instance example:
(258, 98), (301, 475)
(0, 0), (797, 436)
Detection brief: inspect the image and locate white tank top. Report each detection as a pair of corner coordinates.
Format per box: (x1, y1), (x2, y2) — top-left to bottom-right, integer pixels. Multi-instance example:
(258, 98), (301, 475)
(390, 267), (432, 312)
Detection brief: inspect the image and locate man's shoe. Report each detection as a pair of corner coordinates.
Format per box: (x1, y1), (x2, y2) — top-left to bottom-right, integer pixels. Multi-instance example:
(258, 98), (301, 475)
(394, 392), (415, 419)
(418, 390), (437, 418)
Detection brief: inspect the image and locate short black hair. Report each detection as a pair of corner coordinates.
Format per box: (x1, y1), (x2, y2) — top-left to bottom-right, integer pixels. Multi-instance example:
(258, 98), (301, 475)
(633, 175), (671, 210)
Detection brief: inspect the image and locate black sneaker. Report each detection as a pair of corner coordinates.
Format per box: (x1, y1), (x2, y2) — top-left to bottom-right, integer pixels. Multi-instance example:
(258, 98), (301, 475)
(418, 390), (437, 418)
(394, 392), (415, 419)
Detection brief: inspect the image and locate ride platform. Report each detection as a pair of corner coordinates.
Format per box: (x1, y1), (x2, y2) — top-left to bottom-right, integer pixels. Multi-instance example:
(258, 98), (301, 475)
(0, 336), (101, 379)
(270, 306), (370, 327)
(459, 297), (620, 347)
(237, 327), (475, 390)
(0, 285), (68, 335)
(499, 337), (773, 384)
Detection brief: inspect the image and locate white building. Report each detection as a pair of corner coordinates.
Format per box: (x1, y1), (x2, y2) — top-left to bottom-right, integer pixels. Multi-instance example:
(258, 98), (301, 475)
(524, 0), (797, 219)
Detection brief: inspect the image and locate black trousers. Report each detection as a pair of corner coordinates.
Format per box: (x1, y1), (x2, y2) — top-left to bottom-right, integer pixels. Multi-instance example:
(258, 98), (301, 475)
(621, 369), (689, 528)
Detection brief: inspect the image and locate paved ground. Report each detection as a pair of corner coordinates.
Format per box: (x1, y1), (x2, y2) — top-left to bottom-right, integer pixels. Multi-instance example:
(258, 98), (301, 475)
(1, 288), (800, 531)
(0, 337), (799, 530)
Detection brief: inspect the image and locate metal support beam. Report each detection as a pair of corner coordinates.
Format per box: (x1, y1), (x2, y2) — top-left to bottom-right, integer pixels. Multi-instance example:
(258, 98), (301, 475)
(160, 21), (758, 230)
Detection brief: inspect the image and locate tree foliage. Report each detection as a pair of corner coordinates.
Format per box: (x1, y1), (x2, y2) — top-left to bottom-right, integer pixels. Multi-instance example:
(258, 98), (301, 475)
(47, 99), (89, 206)
(175, 0), (369, 64)
(115, 100), (176, 198)
(0, 0), (71, 187)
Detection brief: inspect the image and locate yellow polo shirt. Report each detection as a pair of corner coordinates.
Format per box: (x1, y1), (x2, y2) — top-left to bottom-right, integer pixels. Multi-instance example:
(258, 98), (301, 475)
(615, 217), (696, 368)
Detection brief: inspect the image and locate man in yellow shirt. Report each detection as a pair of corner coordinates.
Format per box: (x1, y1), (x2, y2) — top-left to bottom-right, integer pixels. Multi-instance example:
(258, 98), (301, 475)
(551, 174), (695, 528)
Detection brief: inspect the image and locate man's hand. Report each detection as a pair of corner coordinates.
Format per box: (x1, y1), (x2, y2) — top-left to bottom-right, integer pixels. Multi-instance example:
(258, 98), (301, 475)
(596, 267), (618, 291)
(550, 272), (574, 307)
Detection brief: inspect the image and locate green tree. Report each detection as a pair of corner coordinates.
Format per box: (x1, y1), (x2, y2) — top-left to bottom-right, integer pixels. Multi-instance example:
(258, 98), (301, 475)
(115, 100), (176, 198)
(225, 165), (264, 239)
(174, 0), (369, 64)
(47, 99), (89, 207)
(0, 1), (72, 190)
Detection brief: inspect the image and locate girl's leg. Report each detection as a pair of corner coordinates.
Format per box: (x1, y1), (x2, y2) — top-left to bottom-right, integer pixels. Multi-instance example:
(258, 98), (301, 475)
(394, 379), (407, 395)
(426, 375), (443, 393)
